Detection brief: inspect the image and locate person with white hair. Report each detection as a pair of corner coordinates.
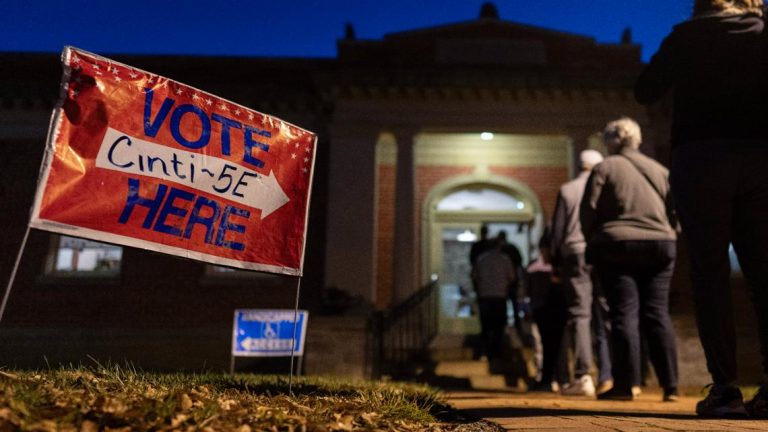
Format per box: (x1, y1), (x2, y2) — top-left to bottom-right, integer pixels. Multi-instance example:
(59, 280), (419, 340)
(580, 117), (679, 402)
(550, 148), (611, 396)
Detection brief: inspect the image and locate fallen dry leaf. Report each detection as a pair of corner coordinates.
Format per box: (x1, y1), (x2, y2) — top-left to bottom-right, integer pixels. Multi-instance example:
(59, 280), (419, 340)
(80, 420), (99, 432)
(0, 372), (19, 381)
(179, 393), (193, 411)
(219, 399), (237, 410)
(170, 413), (189, 428)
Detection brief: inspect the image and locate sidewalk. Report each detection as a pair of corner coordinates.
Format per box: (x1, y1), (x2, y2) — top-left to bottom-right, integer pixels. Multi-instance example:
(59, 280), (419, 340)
(447, 389), (768, 431)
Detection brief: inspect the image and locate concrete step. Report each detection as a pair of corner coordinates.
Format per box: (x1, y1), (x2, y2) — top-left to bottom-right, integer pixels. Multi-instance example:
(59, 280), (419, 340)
(434, 360), (488, 377)
(424, 333), (533, 391)
(430, 346), (475, 362)
(432, 359), (526, 390)
(435, 359), (522, 377)
(469, 375), (527, 391)
(428, 333), (477, 361)
(469, 374), (509, 390)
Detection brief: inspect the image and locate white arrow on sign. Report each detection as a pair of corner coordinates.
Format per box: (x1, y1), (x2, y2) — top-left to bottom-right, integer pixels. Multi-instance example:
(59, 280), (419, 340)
(95, 127), (292, 219)
(240, 337), (257, 351)
(253, 171), (290, 218)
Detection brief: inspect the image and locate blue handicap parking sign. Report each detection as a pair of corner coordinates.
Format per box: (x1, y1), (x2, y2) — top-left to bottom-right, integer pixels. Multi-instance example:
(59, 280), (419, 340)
(232, 309), (309, 357)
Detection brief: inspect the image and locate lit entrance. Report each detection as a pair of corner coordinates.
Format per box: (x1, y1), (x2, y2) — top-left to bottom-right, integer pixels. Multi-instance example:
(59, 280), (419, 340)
(424, 182), (541, 335)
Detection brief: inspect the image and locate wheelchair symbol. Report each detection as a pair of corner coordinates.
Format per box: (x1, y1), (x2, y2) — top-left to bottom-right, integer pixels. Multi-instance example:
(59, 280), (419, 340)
(263, 322), (277, 339)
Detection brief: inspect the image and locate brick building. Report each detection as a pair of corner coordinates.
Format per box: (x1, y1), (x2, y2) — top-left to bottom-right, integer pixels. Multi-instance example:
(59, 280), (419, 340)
(3, 6), (728, 380)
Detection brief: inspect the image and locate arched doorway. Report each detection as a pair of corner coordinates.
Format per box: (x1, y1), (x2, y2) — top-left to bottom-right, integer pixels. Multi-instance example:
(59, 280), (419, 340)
(422, 175), (543, 334)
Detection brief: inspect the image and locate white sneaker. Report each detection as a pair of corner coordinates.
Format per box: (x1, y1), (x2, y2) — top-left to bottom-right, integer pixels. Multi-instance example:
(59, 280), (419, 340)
(561, 375), (596, 396)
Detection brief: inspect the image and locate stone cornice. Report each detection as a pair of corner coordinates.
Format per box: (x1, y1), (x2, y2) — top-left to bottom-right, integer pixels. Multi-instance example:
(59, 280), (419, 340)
(331, 84), (634, 103)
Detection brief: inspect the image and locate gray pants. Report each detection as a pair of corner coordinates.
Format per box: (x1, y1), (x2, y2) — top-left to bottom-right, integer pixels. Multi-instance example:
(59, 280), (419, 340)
(561, 252), (593, 378)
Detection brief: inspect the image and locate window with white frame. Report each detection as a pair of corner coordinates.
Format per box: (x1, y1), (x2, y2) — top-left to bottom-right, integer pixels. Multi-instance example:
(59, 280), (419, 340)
(48, 235), (122, 275)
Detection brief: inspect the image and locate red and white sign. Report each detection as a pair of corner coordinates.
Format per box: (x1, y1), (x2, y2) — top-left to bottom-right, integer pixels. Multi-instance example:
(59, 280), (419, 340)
(30, 46), (317, 276)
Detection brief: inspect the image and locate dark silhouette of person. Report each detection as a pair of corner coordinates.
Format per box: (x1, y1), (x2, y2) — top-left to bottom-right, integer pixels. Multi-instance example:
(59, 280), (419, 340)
(497, 230), (525, 339)
(473, 237), (516, 360)
(470, 225), (492, 268)
(526, 230), (569, 391)
(635, 0), (768, 418)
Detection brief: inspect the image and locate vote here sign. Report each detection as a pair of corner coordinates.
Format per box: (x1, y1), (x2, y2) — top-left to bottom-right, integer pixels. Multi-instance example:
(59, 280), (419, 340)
(30, 47), (317, 275)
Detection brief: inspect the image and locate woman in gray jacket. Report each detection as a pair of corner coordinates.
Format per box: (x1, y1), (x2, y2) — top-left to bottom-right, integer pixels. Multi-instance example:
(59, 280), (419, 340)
(580, 117), (679, 403)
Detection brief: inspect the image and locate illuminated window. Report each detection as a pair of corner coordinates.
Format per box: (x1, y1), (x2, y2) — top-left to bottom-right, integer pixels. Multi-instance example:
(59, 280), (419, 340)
(48, 235), (122, 275)
(436, 188), (525, 211)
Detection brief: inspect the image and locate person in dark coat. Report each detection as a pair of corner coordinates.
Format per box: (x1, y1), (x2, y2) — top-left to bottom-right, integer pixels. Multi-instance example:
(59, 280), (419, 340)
(473, 237), (517, 360)
(497, 230), (524, 337)
(526, 231), (569, 392)
(470, 225), (492, 269)
(635, 0), (768, 418)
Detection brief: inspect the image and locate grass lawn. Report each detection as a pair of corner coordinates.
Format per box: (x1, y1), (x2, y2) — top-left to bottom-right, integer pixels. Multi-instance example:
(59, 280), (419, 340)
(0, 364), (493, 431)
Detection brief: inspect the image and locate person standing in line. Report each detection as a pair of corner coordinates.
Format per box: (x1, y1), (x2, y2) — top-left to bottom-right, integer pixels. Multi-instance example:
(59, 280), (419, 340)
(635, 0), (768, 417)
(473, 237), (517, 360)
(551, 149), (612, 396)
(580, 117), (679, 402)
(526, 230), (569, 392)
(470, 225), (492, 270)
(468, 225), (494, 357)
(497, 230), (525, 339)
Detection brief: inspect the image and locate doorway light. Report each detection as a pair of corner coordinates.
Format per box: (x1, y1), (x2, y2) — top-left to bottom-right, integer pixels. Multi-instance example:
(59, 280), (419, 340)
(457, 230), (477, 242)
(516, 202), (525, 210)
(480, 132), (494, 141)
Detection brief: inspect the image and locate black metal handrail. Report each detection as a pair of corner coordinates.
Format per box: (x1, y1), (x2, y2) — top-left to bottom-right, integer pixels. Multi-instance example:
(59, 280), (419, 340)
(366, 280), (438, 379)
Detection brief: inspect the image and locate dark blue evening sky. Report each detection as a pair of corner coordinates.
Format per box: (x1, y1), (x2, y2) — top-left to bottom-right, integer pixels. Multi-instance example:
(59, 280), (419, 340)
(4, 1), (692, 61)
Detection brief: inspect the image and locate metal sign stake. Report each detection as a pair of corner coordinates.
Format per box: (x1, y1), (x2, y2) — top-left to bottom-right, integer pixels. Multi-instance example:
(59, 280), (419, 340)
(0, 224), (32, 323)
(288, 276), (302, 395)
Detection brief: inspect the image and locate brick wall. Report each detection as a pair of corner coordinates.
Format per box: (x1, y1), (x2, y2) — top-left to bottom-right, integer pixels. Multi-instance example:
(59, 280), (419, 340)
(375, 165), (395, 309)
(488, 166), (569, 220)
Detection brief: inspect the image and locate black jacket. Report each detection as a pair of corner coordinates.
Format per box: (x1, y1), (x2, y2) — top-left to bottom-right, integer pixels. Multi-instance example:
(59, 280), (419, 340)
(635, 13), (768, 147)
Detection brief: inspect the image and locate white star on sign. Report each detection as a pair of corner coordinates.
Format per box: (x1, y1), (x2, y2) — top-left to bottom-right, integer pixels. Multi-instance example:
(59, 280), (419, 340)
(304, 147), (311, 153)
(234, 108), (241, 116)
(219, 104), (228, 111)
(129, 71), (138, 79)
(111, 67), (119, 75)
(72, 57), (80, 64)
(147, 76), (155, 83)
(304, 157), (310, 163)
(303, 167), (309, 173)
(295, 143), (300, 148)
(248, 113), (254, 120)
(291, 153), (297, 159)
(114, 76), (122, 82)
(175, 88), (183, 95)
(205, 98), (213, 106)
